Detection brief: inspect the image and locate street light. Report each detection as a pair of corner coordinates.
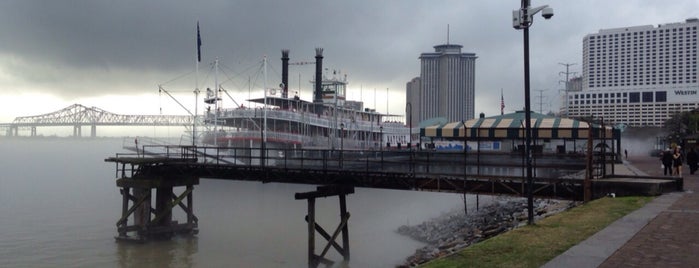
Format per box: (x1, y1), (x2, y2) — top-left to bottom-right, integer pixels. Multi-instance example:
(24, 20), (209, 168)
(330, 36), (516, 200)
(406, 102), (412, 149)
(379, 125), (384, 165)
(340, 122), (345, 168)
(513, 0), (554, 225)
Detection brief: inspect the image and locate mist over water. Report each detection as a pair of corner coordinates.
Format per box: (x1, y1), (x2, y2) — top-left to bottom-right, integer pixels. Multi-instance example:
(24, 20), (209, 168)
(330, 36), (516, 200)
(0, 138), (491, 267)
(620, 127), (667, 158)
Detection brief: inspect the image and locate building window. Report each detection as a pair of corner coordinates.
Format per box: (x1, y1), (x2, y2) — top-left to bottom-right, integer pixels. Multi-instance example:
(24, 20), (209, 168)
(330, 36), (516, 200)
(629, 92), (640, 103)
(642, 91), (653, 102)
(655, 91), (667, 102)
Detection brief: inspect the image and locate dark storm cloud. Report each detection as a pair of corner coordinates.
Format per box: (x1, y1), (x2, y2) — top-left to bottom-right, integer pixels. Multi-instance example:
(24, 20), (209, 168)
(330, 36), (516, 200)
(1, 1), (199, 70)
(0, 3), (383, 87)
(0, 0), (452, 98)
(0, 0), (697, 115)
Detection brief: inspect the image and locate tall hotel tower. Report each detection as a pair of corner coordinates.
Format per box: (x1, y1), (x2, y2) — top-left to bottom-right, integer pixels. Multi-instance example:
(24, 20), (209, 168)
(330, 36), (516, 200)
(566, 18), (699, 127)
(416, 44), (477, 123)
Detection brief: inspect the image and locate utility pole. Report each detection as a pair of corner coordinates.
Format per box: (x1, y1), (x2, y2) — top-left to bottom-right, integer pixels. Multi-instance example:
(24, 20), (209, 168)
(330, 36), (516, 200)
(535, 89), (548, 114)
(558, 62), (576, 117)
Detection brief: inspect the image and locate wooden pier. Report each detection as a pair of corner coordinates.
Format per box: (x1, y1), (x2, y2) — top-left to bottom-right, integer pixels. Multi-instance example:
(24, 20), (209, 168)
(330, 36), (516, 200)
(105, 145), (682, 267)
(110, 156), (199, 242)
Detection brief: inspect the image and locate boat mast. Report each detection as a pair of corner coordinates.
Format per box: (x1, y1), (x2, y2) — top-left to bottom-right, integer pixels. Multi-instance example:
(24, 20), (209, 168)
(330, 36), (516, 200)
(214, 57), (219, 146)
(263, 55), (268, 145)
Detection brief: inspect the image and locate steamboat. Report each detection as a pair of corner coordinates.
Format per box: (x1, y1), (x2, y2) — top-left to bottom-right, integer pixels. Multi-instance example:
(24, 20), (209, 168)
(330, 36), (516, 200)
(202, 48), (417, 150)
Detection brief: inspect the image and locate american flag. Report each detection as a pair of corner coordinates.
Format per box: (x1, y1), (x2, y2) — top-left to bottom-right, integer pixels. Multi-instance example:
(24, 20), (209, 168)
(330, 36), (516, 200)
(500, 89), (505, 115)
(197, 21), (202, 62)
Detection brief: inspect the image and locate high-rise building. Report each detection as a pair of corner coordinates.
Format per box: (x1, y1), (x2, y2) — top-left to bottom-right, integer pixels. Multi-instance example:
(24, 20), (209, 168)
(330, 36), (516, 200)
(405, 77), (421, 128)
(415, 44), (477, 123)
(566, 18), (699, 127)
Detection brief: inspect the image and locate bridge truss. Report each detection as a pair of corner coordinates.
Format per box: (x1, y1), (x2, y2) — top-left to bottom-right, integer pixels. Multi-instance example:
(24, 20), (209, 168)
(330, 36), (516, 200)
(2, 104), (195, 137)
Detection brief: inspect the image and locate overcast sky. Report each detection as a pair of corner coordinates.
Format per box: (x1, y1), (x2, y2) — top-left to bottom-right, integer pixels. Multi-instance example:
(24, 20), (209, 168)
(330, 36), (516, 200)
(0, 0), (698, 123)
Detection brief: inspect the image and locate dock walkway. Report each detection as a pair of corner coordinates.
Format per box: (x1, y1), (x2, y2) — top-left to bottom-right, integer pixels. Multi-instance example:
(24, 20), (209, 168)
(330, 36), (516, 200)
(544, 155), (698, 267)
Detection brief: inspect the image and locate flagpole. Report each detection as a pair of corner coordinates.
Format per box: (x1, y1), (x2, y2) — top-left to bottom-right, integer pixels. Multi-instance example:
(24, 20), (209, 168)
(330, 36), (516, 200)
(193, 21), (202, 146)
(262, 55), (268, 166)
(194, 59), (198, 146)
(263, 55), (268, 145)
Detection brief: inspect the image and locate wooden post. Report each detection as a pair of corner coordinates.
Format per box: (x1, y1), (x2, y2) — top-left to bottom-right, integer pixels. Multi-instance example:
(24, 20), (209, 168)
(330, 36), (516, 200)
(296, 185), (354, 268)
(585, 124), (593, 202)
(307, 197), (316, 268)
(133, 187), (150, 230)
(154, 186), (174, 238)
(339, 194), (350, 262)
(119, 187), (129, 237)
(187, 185), (194, 228)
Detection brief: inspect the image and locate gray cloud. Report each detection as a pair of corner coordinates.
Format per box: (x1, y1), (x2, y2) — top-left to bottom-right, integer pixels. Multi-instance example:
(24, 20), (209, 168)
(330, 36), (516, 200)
(0, 0), (697, 116)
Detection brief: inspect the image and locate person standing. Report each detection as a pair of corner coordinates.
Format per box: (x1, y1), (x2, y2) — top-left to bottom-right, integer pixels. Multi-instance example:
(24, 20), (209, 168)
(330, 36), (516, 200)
(673, 146), (683, 176)
(687, 148), (698, 175)
(625, 149), (628, 160)
(662, 149), (674, 176)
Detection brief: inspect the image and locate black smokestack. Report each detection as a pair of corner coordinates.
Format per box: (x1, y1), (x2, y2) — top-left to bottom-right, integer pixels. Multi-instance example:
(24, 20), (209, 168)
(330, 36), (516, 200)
(281, 49), (289, 99)
(314, 47), (324, 103)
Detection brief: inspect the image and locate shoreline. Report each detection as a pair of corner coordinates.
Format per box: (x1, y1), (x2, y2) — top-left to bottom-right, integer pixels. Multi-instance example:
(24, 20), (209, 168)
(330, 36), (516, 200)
(396, 197), (578, 267)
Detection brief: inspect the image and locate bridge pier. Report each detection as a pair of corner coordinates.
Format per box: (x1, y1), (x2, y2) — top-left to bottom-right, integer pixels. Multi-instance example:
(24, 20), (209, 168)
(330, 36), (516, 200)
(73, 125), (81, 137)
(91, 124), (97, 138)
(115, 175), (199, 242)
(295, 185), (354, 268)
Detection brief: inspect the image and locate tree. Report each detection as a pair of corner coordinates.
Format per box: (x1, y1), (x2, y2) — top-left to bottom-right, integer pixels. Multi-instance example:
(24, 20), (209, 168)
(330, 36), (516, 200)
(664, 110), (699, 144)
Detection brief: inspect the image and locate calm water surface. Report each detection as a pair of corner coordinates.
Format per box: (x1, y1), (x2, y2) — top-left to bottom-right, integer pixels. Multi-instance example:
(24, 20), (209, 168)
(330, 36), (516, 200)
(0, 138), (492, 267)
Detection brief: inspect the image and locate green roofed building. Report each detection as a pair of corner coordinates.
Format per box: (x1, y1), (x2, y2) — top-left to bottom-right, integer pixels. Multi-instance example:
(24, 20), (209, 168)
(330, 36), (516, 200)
(420, 111), (620, 155)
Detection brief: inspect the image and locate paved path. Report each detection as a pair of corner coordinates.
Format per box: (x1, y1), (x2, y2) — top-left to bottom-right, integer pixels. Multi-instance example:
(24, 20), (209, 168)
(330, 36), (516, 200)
(544, 154), (698, 268)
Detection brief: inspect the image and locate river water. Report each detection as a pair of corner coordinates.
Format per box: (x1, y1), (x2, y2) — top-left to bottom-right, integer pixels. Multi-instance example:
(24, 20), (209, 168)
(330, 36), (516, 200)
(0, 138), (493, 267)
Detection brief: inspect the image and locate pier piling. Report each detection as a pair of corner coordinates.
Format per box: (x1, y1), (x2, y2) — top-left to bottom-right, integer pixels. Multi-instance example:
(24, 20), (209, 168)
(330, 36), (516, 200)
(296, 185), (354, 268)
(109, 157), (199, 242)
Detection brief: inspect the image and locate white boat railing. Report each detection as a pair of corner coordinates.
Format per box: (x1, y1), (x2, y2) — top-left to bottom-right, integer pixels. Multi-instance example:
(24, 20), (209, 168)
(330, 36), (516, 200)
(224, 130), (311, 144)
(217, 108), (409, 134)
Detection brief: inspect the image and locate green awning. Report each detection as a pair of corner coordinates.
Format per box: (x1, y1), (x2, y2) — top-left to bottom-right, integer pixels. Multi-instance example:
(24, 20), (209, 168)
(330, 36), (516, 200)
(421, 111), (614, 140)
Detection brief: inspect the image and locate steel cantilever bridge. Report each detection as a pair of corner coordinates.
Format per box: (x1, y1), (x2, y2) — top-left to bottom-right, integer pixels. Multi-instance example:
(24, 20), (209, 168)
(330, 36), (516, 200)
(0, 104), (193, 137)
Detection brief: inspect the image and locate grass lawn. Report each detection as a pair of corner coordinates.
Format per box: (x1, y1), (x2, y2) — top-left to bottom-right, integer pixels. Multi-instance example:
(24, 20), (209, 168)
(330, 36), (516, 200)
(421, 196), (653, 268)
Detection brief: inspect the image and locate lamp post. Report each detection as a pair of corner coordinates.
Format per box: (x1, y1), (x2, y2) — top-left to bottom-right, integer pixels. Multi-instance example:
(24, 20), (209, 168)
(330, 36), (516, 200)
(406, 102), (412, 149)
(513, 0), (553, 225)
(379, 125), (384, 165)
(340, 122), (345, 168)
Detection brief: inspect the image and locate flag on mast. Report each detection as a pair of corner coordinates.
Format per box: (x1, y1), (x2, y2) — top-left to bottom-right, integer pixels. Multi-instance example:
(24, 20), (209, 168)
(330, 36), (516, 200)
(500, 89), (505, 115)
(197, 21), (202, 62)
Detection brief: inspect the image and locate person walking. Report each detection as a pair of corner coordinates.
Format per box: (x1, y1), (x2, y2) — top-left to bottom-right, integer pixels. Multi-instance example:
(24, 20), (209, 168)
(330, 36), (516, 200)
(687, 147), (698, 175)
(662, 149), (674, 176)
(673, 146), (683, 176)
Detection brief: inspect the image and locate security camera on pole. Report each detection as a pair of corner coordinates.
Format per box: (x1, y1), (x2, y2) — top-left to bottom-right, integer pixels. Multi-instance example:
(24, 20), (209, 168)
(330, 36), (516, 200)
(512, 0), (553, 225)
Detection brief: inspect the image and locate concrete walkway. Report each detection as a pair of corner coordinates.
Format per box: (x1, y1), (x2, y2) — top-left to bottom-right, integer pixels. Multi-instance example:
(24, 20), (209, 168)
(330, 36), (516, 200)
(543, 155), (698, 267)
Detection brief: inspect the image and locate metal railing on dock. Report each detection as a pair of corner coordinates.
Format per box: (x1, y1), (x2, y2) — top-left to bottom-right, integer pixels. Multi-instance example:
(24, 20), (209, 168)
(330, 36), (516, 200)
(110, 145), (590, 184)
